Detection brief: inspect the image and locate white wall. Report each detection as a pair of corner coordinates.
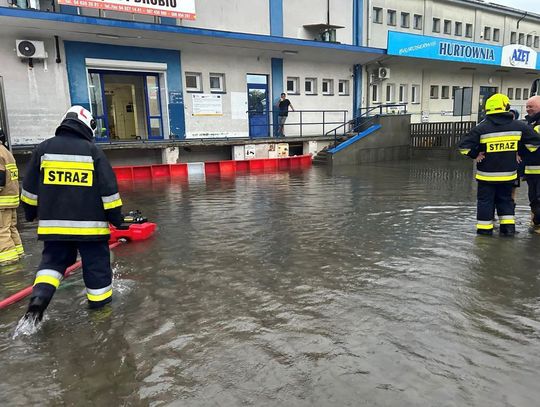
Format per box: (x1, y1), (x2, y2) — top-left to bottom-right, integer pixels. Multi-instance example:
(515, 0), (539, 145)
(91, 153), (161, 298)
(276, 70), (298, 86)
(284, 0), (353, 44)
(0, 32), (70, 145)
(182, 51), (269, 138)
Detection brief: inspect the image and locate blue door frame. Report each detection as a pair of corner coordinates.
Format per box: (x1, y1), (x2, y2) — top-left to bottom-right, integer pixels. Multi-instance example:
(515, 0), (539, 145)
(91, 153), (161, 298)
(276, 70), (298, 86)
(88, 69), (165, 142)
(247, 78), (270, 138)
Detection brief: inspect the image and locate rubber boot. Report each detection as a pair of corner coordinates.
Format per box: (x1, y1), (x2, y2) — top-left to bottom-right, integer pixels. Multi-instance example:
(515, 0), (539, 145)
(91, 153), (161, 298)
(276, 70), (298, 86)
(24, 296), (48, 322)
(500, 224), (516, 237)
(477, 229), (493, 236)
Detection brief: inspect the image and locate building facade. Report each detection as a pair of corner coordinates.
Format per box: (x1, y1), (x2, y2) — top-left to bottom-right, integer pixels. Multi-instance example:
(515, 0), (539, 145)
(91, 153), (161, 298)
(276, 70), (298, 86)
(0, 0), (539, 164)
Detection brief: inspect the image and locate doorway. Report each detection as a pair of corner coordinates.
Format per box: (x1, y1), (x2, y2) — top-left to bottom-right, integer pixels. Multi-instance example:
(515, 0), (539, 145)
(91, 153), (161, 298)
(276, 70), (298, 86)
(247, 74), (269, 138)
(478, 86), (498, 122)
(88, 70), (164, 142)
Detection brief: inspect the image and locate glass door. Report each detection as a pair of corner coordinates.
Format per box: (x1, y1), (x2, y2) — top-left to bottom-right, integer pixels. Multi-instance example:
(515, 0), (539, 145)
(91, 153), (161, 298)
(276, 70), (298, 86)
(88, 70), (165, 142)
(247, 74), (269, 138)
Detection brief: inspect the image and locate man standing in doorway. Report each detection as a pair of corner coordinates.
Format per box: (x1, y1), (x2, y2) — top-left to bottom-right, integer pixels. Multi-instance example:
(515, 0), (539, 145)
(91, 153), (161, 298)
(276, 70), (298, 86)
(522, 95), (540, 232)
(276, 93), (294, 138)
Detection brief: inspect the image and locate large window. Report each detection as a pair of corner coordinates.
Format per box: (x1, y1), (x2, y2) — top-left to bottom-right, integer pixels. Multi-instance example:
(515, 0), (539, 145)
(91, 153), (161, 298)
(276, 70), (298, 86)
(411, 85), (420, 104)
(386, 83), (395, 102)
(455, 22), (462, 36)
(372, 84), (380, 103)
(373, 7), (382, 24)
(401, 12), (410, 28)
(430, 85), (439, 99)
(432, 18), (440, 33)
(444, 20), (451, 35)
(88, 71), (164, 141)
(413, 14), (423, 30)
(399, 84), (408, 103)
(387, 10), (396, 26)
(465, 23), (473, 38)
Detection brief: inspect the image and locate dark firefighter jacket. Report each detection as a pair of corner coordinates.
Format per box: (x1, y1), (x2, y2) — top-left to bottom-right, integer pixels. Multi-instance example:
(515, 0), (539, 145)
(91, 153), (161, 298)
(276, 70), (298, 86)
(521, 111), (540, 176)
(21, 118), (123, 241)
(458, 112), (540, 182)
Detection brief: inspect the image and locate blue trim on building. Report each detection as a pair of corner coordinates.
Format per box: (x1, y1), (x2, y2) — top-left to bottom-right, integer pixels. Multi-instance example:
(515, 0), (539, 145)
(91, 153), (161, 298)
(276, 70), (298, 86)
(0, 8), (385, 55)
(64, 41), (185, 139)
(269, 0), (283, 37)
(328, 124), (381, 154)
(353, 64), (362, 117)
(271, 58), (284, 137)
(353, 0), (363, 46)
(59, 5), (78, 15)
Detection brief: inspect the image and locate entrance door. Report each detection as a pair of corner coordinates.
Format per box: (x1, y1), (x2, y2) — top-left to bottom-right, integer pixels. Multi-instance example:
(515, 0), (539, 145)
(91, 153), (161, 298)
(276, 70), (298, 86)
(478, 86), (498, 122)
(247, 74), (269, 138)
(88, 70), (164, 142)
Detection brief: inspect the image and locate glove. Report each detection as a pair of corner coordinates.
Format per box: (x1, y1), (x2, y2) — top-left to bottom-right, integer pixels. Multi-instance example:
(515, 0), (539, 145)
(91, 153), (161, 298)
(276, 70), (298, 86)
(106, 207), (124, 228)
(23, 203), (38, 222)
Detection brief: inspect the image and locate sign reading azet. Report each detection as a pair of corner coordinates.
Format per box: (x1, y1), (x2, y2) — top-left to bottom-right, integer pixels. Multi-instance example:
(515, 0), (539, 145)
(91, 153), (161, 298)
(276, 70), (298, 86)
(58, 0), (196, 20)
(501, 45), (537, 69)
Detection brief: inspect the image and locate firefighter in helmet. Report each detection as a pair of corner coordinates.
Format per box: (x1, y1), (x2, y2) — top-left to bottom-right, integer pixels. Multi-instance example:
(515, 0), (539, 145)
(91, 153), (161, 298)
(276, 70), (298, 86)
(21, 106), (123, 322)
(458, 93), (540, 235)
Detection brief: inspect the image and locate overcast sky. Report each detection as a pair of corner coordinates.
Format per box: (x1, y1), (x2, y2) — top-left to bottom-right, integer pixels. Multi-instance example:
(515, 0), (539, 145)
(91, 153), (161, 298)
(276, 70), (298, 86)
(491, 0), (540, 14)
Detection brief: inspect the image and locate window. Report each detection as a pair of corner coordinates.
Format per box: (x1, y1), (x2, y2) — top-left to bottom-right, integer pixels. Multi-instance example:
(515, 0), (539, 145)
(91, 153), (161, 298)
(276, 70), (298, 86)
(305, 78), (317, 95)
(527, 35), (533, 47)
(444, 20), (451, 35)
(411, 85), (420, 104)
(385, 83), (395, 102)
(286, 76), (299, 94)
(519, 33), (524, 44)
(493, 28), (500, 42)
(535, 36), (540, 48)
(511, 32), (517, 44)
(399, 84), (408, 103)
(372, 84), (380, 103)
(452, 86), (460, 99)
(515, 88), (522, 100)
(455, 22), (462, 36)
(387, 10), (396, 26)
(465, 23), (473, 38)
(507, 88), (514, 99)
(338, 80), (350, 96)
(430, 85), (439, 99)
(209, 73), (225, 93)
(401, 12), (410, 28)
(432, 18), (440, 33)
(322, 79), (334, 95)
(483, 27), (491, 41)
(185, 72), (202, 92)
(523, 89), (529, 100)
(413, 14), (423, 30)
(441, 86), (450, 99)
(373, 7), (382, 24)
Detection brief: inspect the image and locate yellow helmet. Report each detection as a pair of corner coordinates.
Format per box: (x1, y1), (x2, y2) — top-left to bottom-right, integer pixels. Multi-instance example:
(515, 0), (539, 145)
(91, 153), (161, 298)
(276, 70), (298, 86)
(485, 93), (510, 115)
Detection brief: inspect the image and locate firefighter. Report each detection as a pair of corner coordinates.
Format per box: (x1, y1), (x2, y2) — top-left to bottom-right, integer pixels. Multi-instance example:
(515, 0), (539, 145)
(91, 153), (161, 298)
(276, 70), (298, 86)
(20, 106), (123, 322)
(523, 95), (540, 232)
(0, 129), (23, 265)
(458, 93), (540, 236)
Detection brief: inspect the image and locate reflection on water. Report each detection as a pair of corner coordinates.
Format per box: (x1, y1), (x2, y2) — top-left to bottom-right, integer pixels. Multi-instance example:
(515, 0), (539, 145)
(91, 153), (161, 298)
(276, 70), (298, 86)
(1, 160), (540, 406)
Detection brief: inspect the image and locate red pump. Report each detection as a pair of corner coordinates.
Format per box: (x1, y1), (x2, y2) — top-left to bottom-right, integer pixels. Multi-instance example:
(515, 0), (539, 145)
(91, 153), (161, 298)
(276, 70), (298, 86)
(109, 210), (157, 243)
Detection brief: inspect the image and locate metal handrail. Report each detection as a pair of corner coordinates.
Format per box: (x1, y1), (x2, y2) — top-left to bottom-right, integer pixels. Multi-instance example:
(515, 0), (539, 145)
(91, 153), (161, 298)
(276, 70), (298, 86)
(246, 109), (348, 139)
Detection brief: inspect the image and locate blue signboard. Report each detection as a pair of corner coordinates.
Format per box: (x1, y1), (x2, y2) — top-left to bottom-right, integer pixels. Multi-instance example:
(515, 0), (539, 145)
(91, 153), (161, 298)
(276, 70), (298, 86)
(388, 31), (503, 66)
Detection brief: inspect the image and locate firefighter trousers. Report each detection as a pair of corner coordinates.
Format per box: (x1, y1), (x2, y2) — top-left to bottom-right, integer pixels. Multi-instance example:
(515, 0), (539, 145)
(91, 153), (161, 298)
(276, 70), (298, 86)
(0, 208), (23, 265)
(30, 240), (113, 313)
(526, 176), (540, 226)
(477, 181), (515, 235)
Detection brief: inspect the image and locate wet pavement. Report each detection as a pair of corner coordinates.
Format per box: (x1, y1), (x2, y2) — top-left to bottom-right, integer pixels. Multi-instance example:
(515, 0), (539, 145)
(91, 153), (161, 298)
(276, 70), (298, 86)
(1, 160), (540, 406)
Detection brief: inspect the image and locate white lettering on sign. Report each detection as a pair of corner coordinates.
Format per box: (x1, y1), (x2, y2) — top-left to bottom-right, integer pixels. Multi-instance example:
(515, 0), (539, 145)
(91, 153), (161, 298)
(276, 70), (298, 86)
(58, 0), (196, 19)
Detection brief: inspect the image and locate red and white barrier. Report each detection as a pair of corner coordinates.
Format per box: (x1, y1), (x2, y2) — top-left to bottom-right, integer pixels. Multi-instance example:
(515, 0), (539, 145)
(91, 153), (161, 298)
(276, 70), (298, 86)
(112, 155), (312, 182)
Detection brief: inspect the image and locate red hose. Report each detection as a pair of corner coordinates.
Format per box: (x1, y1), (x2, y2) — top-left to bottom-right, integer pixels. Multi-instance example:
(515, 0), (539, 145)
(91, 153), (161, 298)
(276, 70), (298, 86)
(0, 240), (122, 310)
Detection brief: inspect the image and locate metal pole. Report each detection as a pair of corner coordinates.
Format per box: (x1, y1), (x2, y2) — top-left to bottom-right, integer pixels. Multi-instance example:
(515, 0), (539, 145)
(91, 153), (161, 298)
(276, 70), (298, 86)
(300, 111), (303, 137)
(322, 111), (325, 135)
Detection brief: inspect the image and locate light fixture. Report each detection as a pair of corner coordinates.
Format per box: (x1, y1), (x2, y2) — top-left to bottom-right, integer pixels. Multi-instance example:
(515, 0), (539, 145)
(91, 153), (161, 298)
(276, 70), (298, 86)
(282, 50), (298, 55)
(96, 34), (120, 39)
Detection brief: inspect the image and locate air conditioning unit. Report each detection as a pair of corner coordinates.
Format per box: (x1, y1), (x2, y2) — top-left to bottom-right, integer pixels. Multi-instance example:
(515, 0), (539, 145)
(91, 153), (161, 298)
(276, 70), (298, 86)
(16, 40), (47, 59)
(378, 67), (391, 79)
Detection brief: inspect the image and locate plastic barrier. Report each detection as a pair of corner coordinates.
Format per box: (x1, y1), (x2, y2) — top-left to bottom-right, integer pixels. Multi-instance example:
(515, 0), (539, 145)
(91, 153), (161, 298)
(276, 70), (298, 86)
(112, 155), (312, 181)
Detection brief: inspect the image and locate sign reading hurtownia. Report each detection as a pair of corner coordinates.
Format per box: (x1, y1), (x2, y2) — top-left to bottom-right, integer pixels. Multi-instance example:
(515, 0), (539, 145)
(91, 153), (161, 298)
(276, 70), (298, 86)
(58, 0), (196, 19)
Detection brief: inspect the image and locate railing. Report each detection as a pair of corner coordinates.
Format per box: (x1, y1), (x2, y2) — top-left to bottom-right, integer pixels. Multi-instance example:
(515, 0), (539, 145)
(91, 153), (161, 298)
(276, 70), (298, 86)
(410, 121), (476, 149)
(247, 109), (348, 139)
(324, 103), (408, 147)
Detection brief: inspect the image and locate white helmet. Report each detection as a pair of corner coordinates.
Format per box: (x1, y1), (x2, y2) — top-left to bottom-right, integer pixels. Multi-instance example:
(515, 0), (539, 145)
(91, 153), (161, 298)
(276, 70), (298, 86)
(62, 106), (97, 133)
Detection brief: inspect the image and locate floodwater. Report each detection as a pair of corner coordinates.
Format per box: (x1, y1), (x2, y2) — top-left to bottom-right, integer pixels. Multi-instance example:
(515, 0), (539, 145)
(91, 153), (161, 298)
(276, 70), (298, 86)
(1, 160), (540, 406)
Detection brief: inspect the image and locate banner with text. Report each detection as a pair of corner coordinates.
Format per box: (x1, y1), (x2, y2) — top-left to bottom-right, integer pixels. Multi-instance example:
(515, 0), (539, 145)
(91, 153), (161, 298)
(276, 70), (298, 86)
(58, 0), (196, 20)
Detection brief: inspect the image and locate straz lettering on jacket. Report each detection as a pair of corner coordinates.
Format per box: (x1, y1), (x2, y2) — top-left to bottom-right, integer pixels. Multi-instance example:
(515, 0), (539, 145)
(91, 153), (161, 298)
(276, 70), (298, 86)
(40, 154), (94, 187)
(480, 131), (521, 153)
